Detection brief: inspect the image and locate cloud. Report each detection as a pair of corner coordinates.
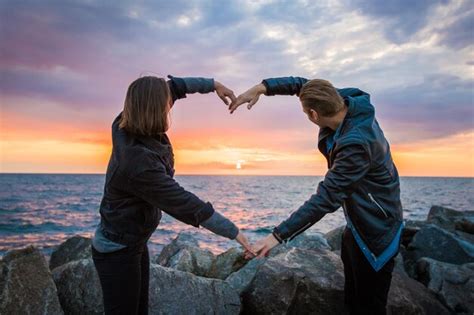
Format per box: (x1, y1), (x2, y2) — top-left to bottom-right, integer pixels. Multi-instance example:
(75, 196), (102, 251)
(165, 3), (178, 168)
(346, 0), (449, 44)
(438, 9), (474, 50)
(0, 0), (472, 153)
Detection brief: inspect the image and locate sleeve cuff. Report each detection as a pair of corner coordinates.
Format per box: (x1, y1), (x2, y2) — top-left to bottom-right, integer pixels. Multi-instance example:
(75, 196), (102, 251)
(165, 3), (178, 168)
(261, 79), (275, 96)
(200, 211), (239, 240)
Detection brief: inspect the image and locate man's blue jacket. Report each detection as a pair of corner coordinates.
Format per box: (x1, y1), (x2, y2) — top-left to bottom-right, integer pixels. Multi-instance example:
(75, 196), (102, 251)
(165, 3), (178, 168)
(266, 77), (404, 259)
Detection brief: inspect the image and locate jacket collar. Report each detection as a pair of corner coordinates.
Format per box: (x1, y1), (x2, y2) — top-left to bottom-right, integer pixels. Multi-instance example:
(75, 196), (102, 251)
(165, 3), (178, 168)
(317, 91), (374, 147)
(112, 112), (172, 156)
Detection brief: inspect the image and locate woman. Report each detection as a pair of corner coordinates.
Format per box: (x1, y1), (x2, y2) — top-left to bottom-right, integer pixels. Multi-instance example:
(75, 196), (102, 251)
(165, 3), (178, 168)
(91, 75), (253, 315)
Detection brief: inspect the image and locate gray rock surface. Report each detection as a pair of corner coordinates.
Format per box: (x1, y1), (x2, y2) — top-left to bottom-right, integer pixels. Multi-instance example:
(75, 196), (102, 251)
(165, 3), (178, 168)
(52, 258), (103, 315)
(416, 257), (474, 314)
(403, 224), (474, 277)
(149, 264), (241, 314)
(241, 248), (347, 314)
(241, 247), (450, 315)
(154, 232), (215, 277)
(52, 257), (241, 315)
(225, 257), (266, 295)
(427, 206), (474, 233)
(324, 225), (346, 251)
(388, 270), (451, 315)
(49, 235), (92, 270)
(207, 247), (247, 279)
(0, 246), (64, 315)
(271, 232), (331, 256)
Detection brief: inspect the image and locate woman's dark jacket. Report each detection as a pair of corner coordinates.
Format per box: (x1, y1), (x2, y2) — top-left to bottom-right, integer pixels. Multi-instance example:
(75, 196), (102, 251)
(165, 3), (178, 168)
(98, 76), (216, 246)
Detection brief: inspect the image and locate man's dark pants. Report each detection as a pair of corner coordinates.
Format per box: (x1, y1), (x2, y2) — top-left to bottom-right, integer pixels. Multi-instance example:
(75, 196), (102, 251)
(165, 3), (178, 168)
(341, 227), (396, 315)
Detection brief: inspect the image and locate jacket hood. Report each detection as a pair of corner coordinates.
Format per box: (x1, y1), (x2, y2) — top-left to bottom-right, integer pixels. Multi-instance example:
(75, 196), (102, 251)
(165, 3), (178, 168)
(318, 88), (374, 143)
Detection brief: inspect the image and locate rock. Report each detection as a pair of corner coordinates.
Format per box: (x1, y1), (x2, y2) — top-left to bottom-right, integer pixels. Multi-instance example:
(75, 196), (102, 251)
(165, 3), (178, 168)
(324, 225), (346, 251)
(149, 264), (241, 314)
(52, 258), (103, 315)
(402, 220), (428, 247)
(241, 248), (347, 314)
(154, 232), (215, 277)
(224, 233), (331, 295)
(271, 232), (331, 256)
(207, 247), (248, 279)
(225, 258), (266, 295)
(49, 235), (92, 270)
(52, 258), (241, 314)
(0, 246), (63, 315)
(455, 219), (474, 234)
(241, 247), (449, 315)
(403, 225), (474, 277)
(416, 257), (474, 314)
(427, 206), (474, 233)
(394, 252), (407, 276)
(388, 270), (451, 314)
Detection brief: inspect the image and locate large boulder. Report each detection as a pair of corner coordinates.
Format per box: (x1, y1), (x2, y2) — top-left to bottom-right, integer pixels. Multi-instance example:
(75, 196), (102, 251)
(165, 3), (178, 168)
(241, 248), (347, 314)
(416, 257), (474, 314)
(388, 270), (451, 314)
(207, 247), (248, 279)
(241, 247), (449, 315)
(49, 235), (92, 270)
(324, 225), (346, 251)
(52, 258), (103, 315)
(427, 206), (474, 233)
(271, 232), (331, 256)
(403, 225), (474, 276)
(0, 246), (64, 315)
(402, 220), (429, 247)
(154, 232), (215, 277)
(225, 258), (266, 295)
(52, 257), (241, 314)
(149, 264), (241, 314)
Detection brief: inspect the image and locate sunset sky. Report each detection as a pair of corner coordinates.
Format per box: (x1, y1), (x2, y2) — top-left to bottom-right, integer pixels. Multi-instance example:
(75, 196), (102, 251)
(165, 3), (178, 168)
(1, 0), (473, 177)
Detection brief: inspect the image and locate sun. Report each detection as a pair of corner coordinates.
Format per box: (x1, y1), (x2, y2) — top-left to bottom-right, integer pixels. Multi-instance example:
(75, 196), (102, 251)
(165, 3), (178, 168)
(236, 160), (245, 170)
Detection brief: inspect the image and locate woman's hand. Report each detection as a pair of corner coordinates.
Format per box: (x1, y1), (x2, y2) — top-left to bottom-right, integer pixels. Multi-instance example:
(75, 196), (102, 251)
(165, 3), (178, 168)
(245, 233), (279, 259)
(214, 81), (237, 106)
(235, 231), (256, 259)
(229, 83), (267, 114)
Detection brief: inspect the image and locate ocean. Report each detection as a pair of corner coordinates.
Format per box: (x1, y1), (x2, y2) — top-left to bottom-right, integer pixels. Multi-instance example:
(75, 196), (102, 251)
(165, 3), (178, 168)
(1, 174), (473, 259)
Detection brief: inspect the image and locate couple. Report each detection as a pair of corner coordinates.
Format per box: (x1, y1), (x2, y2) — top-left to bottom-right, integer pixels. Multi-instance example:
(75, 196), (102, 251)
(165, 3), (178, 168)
(90, 74), (404, 315)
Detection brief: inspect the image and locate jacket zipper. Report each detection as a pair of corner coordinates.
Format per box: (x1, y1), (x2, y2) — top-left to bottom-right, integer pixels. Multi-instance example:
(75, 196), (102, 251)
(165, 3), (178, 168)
(288, 222), (312, 241)
(368, 193), (388, 218)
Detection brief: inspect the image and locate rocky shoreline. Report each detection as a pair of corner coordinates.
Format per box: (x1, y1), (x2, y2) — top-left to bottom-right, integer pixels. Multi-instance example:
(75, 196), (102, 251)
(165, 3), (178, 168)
(1, 205), (473, 314)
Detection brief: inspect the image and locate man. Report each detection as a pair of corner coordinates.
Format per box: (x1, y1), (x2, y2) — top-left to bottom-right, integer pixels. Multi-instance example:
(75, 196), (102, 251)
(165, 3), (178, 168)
(229, 77), (404, 314)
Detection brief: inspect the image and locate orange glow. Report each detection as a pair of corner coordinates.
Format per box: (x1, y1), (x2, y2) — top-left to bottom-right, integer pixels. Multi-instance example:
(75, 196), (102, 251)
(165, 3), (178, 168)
(1, 111), (473, 177)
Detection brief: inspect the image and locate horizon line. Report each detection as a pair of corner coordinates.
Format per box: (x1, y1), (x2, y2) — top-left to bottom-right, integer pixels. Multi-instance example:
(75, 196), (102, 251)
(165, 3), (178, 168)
(0, 172), (473, 179)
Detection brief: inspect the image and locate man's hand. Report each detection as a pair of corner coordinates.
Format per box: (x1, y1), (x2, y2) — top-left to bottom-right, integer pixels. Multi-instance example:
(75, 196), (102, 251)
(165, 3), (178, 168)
(214, 81), (237, 106)
(235, 231), (256, 259)
(229, 83), (267, 114)
(245, 233), (279, 259)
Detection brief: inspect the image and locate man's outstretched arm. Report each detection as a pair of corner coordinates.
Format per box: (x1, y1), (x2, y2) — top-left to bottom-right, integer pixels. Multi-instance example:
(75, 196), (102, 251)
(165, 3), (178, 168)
(229, 76), (308, 113)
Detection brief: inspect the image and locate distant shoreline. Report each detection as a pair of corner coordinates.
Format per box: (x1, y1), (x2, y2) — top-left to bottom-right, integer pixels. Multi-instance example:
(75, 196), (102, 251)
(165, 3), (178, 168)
(1, 173), (473, 179)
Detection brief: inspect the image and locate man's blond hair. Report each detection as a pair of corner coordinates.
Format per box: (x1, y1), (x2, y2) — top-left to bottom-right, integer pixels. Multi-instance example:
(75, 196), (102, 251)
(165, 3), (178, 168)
(299, 79), (344, 117)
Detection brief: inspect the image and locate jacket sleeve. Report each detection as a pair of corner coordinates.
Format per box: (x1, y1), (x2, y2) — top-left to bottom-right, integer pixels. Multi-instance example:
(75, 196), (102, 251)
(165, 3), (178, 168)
(128, 165), (215, 227)
(167, 75), (215, 105)
(261, 76), (309, 96)
(273, 144), (371, 242)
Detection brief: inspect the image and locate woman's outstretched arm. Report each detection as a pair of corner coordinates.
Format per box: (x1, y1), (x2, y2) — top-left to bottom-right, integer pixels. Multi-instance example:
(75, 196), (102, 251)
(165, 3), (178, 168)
(167, 75), (236, 107)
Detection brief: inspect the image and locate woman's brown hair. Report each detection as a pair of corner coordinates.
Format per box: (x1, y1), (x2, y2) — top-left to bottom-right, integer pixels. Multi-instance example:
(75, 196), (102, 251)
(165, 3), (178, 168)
(119, 76), (170, 136)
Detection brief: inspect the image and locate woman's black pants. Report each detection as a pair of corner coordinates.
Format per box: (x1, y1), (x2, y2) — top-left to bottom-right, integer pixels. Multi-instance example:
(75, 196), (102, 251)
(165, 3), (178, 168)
(341, 227), (396, 315)
(91, 242), (149, 315)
